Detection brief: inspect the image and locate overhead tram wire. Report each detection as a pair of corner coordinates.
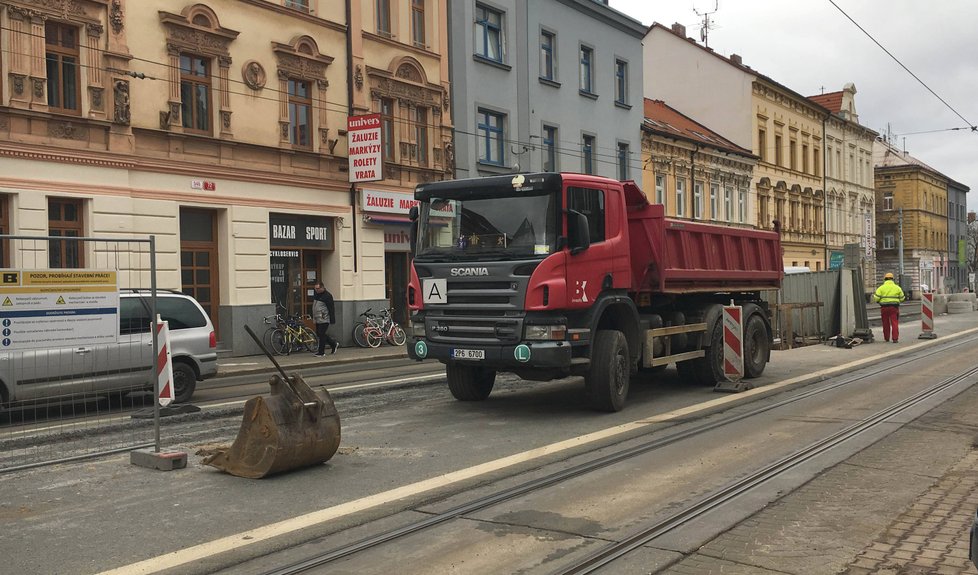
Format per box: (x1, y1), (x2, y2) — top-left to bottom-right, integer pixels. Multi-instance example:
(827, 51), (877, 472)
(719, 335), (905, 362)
(827, 0), (977, 133)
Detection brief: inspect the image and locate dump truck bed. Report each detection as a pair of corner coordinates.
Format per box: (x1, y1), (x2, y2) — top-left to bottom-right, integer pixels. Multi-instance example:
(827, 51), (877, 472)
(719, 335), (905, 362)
(623, 181), (783, 294)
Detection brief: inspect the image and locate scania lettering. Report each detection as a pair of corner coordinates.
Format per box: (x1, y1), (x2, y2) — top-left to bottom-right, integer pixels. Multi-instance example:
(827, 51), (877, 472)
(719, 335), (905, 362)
(407, 173), (782, 412)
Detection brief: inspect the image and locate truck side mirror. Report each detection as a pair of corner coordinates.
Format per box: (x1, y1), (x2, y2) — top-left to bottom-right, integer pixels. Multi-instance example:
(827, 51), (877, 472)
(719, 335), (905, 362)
(567, 209), (590, 255)
(408, 205), (419, 257)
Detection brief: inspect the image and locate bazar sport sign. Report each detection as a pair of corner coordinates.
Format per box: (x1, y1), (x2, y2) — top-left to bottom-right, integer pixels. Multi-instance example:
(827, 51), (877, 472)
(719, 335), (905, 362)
(348, 114), (383, 183)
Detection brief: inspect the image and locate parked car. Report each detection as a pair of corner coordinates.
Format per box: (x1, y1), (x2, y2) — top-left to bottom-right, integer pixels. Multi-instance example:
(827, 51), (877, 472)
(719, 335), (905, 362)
(0, 289), (217, 407)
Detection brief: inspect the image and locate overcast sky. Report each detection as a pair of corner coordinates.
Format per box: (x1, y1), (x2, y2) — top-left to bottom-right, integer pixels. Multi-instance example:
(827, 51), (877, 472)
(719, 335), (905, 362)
(610, 0), (978, 211)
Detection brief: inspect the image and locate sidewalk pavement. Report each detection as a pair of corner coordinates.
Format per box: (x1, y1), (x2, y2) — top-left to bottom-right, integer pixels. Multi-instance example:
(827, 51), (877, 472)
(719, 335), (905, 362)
(215, 341), (408, 378)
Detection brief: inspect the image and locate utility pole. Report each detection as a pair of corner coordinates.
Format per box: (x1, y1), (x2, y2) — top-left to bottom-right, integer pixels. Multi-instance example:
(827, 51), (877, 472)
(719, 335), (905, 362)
(694, 1), (719, 47)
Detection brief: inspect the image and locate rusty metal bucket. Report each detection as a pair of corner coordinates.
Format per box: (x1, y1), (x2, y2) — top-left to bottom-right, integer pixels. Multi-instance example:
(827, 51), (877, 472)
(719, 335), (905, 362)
(200, 325), (341, 478)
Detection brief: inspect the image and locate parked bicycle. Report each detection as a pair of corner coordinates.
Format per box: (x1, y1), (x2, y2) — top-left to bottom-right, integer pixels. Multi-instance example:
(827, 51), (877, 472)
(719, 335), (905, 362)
(352, 307), (406, 348)
(267, 313), (319, 355)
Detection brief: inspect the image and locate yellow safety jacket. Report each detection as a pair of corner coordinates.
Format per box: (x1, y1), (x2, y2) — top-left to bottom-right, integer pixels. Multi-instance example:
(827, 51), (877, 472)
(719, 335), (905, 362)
(874, 279), (905, 306)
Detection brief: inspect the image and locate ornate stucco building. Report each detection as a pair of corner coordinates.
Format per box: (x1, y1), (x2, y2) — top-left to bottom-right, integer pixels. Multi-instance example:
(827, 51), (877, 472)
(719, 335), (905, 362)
(809, 83), (878, 291)
(0, 0), (452, 354)
(644, 23), (829, 269)
(641, 99), (755, 225)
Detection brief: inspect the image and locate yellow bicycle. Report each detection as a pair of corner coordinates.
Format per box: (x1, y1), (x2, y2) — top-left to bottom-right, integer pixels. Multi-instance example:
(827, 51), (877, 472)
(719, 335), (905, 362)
(269, 314), (319, 355)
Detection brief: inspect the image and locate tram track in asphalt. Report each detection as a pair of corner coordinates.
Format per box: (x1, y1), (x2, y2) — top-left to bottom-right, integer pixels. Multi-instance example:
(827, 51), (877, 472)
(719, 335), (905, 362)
(250, 334), (978, 575)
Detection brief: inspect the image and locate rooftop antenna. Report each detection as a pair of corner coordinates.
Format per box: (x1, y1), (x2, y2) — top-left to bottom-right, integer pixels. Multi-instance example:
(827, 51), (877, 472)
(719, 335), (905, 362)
(694, 0), (719, 47)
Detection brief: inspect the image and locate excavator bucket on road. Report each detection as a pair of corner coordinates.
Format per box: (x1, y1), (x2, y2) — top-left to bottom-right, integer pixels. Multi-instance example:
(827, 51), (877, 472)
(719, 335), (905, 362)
(201, 372), (341, 478)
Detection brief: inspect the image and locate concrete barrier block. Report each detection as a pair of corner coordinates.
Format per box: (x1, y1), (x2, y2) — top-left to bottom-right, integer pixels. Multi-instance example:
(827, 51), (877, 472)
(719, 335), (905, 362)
(130, 448), (188, 471)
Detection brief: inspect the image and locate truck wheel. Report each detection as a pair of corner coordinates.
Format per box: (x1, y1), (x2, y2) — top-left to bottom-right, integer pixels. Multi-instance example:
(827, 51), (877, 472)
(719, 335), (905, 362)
(679, 316), (724, 386)
(446, 364), (496, 401)
(586, 330), (630, 412)
(173, 362), (197, 403)
(743, 313), (769, 378)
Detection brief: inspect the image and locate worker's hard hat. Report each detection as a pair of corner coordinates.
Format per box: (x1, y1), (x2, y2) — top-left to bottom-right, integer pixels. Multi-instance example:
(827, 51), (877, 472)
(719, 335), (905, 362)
(884, 272), (894, 280)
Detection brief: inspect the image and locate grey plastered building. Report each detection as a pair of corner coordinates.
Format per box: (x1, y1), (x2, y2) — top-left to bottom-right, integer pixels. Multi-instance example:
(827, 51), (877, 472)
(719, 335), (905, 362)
(448, 0), (645, 184)
(947, 178), (970, 291)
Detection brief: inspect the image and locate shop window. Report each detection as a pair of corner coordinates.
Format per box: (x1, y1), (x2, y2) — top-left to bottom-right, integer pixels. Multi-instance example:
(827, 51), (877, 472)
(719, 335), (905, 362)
(49, 197), (84, 268)
(45, 21), (81, 115)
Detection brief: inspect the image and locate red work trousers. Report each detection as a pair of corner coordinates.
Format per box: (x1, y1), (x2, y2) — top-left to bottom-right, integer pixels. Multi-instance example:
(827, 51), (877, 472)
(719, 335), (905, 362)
(880, 305), (900, 342)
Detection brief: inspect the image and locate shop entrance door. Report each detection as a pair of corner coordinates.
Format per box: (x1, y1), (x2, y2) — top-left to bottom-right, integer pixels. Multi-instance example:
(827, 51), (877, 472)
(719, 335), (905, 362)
(180, 208), (220, 337)
(385, 252), (409, 325)
(270, 249), (321, 321)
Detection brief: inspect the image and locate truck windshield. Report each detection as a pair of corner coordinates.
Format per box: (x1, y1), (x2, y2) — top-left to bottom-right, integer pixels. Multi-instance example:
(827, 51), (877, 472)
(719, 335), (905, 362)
(416, 192), (557, 261)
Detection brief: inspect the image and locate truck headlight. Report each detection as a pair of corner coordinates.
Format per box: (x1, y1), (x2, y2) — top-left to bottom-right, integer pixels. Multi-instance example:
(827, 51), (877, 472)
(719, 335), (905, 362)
(411, 323), (426, 337)
(524, 325), (566, 341)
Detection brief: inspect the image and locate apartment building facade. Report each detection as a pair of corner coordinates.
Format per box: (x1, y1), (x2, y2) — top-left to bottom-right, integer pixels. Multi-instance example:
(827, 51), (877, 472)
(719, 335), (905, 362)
(645, 23), (829, 269)
(0, 0), (451, 354)
(641, 99), (756, 226)
(449, 0), (645, 183)
(809, 83), (878, 290)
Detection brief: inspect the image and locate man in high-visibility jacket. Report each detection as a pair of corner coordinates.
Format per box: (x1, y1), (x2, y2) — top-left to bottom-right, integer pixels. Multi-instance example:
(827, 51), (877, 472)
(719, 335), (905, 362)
(874, 272), (906, 343)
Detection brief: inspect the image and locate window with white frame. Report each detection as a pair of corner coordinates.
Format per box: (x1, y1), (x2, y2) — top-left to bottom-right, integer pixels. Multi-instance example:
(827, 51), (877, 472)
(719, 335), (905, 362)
(883, 192), (893, 210)
(738, 189), (746, 223)
(655, 174), (665, 205)
(693, 181), (704, 219)
(579, 45), (593, 93)
(883, 233), (895, 249)
(710, 183), (719, 220)
(475, 5), (503, 62)
(724, 187), (733, 221)
(676, 177), (686, 217)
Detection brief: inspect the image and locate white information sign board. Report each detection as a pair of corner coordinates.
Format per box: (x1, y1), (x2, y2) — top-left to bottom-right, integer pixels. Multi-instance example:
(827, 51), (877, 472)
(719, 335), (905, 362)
(348, 114), (383, 183)
(0, 270), (119, 350)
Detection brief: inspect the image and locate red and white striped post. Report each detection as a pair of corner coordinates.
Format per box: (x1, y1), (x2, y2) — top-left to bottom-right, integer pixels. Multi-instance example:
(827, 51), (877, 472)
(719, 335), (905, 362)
(715, 304), (752, 393)
(156, 315), (175, 406)
(918, 292), (937, 340)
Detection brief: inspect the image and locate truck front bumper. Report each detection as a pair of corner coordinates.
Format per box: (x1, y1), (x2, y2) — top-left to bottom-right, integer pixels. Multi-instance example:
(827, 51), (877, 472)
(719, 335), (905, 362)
(407, 338), (572, 369)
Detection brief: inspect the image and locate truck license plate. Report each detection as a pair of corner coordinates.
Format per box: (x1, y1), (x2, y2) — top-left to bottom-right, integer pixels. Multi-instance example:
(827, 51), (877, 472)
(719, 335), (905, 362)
(452, 348), (485, 360)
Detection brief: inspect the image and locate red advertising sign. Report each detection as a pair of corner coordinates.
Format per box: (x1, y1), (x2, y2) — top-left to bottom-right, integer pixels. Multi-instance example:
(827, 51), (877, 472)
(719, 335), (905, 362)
(348, 114), (383, 183)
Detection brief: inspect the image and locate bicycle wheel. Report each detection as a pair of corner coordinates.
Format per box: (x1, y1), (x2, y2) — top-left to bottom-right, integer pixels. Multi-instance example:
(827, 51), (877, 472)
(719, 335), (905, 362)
(269, 328), (289, 356)
(262, 327), (277, 354)
(388, 324), (406, 346)
(300, 326), (319, 353)
(353, 322), (369, 348)
(365, 328), (383, 348)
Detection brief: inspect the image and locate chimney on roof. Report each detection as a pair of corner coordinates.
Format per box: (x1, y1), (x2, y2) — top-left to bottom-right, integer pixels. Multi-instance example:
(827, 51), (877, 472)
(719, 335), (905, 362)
(730, 54), (743, 65)
(672, 23), (686, 37)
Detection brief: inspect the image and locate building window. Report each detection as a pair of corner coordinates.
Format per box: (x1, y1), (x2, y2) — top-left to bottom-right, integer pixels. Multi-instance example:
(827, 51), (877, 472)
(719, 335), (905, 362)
(381, 97), (395, 161)
(883, 233), (895, 249)
(477, 108), (504, 165)
(758, 128), (766, 162)
(284, 0), (309, 11)
(655, 174), (665, 205)
(836, 149), (841, 178)
(540, 31), (555, 80)
(414, 106), (428, 166)
(802, 144), (809, 174)
(789, 139), (797, 170)
(377, 0), (391, 36)
(579, 46), (593, 93)
(710, 183), (719, 220)
(614, 59), (627, 104)
(617, 142), (629, 180)
(49, 198), (84, 268)
(0, 196), (8, 267)
(738, 189), (746, 223)
(45, 21), (81, 115)
(676, 177), (686, 217)
(883, 192), (893, 210)
(814, 147), (821, 177)
(412, 0), (425, 47)
(582, 134), (595, 174)
(475, 4), (503, 62)
(693, 181), (704, 219)
(288, 79), (311, 148)
(774, 134), (783, 166)
(724, 187), (733, 222)
(542, 125), (557, 172)
(180, 54), (211, 134)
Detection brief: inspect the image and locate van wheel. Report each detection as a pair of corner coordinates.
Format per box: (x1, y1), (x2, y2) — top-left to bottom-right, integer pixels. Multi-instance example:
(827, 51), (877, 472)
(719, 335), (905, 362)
(586, 330), (630, 412)
(446, 364), (495, 401)
(173, 362), (197, 403)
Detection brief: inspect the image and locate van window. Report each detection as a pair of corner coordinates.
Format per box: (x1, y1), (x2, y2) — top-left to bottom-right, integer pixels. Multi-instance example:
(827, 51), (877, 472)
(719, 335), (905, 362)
(120, 296), (207, 334)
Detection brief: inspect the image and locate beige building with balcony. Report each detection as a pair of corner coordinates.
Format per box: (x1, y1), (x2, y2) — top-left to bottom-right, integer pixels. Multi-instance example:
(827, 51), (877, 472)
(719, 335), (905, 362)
(644, 23), (829, 269)
(0, 0), (451, 354)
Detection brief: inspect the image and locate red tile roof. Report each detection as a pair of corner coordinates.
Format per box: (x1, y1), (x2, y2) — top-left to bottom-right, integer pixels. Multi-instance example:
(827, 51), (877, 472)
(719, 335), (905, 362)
(642, 98), (754, 157)
(808, 91), (843, 113)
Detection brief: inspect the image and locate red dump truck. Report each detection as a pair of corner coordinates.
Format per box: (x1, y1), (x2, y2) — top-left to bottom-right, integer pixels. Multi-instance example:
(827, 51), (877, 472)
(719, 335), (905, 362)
(406, 172), (782, 411)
